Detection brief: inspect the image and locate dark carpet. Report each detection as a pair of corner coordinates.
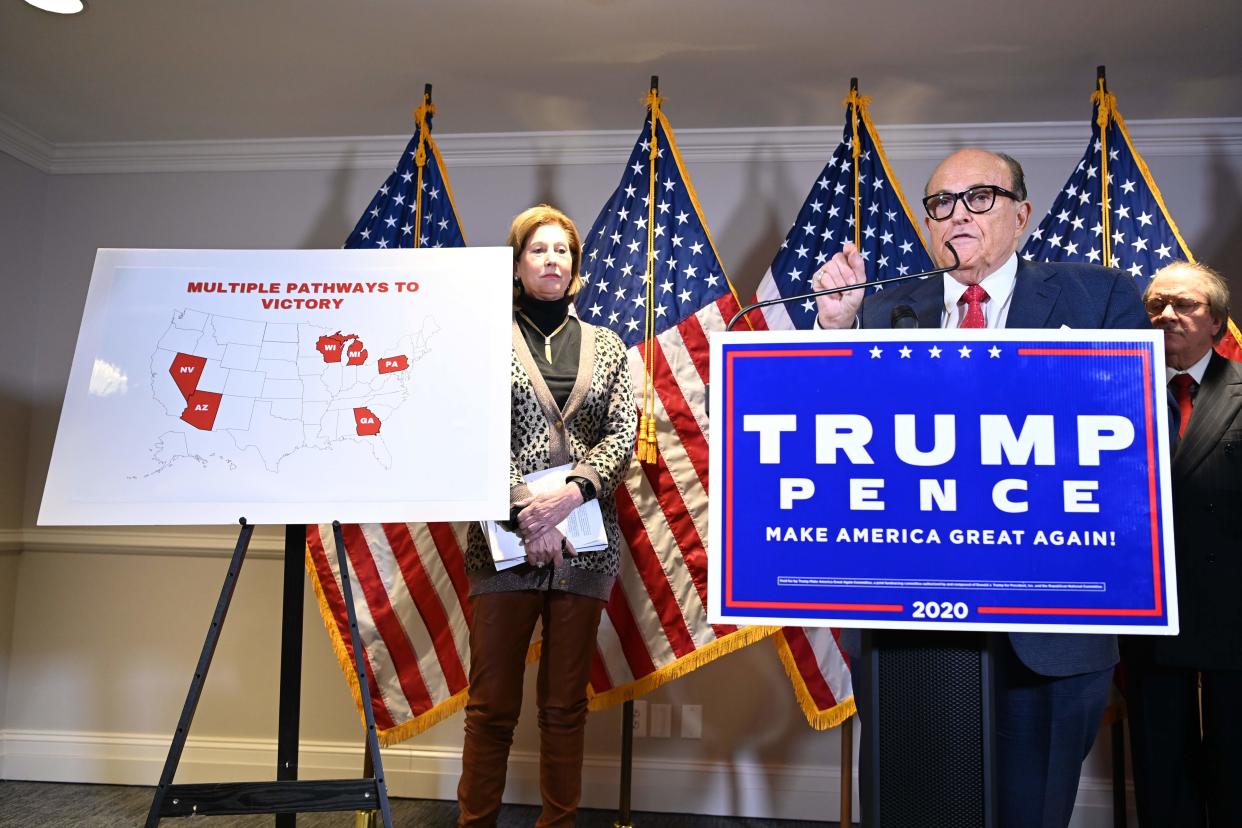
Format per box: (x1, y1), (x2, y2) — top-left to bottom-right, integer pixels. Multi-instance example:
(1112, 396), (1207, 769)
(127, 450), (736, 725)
(0, 781), (836, 827)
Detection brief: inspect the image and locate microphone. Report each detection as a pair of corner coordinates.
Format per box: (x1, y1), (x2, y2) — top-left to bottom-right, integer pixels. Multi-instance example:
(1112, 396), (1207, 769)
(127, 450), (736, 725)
(726, 242), (959, 331)
(891, 305), (919, 329)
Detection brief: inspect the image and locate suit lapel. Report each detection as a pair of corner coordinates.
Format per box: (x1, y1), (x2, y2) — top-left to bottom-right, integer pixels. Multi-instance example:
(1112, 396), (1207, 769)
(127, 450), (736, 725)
(1173, 352), (1242, 477)
(1006, 260), (1060, 329)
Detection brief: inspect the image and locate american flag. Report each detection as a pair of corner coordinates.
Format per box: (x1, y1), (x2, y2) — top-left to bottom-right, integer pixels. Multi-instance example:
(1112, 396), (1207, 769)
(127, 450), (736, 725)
(343, 99), (466, 251)
(751, 89), (933, 727)
(750, 89), (934, 332)
(573, 90), (776, 709)
(306, 94), (477, 743)
(1022, 80), (1242, 360)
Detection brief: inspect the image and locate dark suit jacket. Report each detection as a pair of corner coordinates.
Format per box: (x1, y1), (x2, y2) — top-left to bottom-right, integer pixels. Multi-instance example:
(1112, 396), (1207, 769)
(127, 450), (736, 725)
(854, 258), (1151, 677)
(1149, 352), (1242, 669)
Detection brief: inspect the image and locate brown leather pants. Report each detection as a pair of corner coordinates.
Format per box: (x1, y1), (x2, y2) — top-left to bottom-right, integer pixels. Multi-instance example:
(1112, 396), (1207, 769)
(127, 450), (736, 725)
(457, 589), (605, 827)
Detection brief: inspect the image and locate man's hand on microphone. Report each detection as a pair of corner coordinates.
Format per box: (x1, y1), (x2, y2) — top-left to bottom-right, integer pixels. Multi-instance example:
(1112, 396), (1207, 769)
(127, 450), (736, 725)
(813, 242), (867, 329)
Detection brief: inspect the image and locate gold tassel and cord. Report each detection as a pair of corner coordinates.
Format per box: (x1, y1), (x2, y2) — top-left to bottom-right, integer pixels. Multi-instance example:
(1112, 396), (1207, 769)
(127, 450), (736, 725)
(1094, 81), (1113, 268)
(411, 92), (434, 249)
(637, 86), (664, 465)
(845, 87), (865, 250)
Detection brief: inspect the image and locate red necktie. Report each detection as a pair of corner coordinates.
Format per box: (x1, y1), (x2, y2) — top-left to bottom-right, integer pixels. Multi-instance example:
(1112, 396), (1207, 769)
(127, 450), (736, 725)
(1170, 373), (1195, 437)
(959, 284), (989, 328)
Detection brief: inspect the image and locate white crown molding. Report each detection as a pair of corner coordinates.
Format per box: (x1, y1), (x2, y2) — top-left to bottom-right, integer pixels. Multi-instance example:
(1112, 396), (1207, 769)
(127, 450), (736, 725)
(10, 525), (288, 559)
(0, 113), (54, 172)
(0, 728), (1132, 823)
(2, 117), (1239, 176)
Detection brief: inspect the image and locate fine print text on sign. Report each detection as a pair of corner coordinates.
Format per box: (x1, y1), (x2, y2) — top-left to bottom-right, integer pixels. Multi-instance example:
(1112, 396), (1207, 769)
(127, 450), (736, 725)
(708, 329), (1177, 635)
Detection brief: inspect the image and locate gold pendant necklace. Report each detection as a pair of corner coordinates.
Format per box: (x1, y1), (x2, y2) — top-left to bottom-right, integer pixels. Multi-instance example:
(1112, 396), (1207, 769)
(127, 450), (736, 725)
(517, 311), (571, 363)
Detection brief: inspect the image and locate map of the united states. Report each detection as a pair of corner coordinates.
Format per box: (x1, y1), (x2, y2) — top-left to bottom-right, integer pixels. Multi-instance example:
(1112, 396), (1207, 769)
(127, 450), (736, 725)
(146, 308), (438, 473)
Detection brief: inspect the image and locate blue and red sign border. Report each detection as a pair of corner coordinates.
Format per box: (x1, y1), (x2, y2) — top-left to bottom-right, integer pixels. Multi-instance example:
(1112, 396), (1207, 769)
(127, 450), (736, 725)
(707, 329), (1178, 634)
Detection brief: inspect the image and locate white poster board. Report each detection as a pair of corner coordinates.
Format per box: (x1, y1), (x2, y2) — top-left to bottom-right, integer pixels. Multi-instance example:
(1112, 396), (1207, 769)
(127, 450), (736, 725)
(39, 247), (513, 526)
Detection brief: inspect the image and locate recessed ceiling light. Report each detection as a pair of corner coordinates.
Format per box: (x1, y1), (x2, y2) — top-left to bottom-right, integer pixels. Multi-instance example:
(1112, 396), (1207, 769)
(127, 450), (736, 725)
(25, 0), (86, 13)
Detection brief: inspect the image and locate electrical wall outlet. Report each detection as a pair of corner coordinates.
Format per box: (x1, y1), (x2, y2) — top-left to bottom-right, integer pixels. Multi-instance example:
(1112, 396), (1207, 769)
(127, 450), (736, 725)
(632, 699), (648, 738)
(650, 702), (672, 738)
(680, 704), (703, 739)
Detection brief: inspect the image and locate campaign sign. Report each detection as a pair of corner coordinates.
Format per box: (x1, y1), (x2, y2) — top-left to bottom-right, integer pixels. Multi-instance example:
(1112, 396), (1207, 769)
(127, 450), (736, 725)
(708, 329), (1177, 634)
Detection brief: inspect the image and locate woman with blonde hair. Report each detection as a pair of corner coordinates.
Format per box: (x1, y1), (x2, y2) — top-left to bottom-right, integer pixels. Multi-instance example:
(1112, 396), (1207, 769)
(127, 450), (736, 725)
(457, 204), (637, 827)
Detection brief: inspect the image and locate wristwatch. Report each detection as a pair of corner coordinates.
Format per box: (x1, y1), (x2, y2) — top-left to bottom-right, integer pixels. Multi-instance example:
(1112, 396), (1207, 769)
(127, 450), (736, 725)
(567, 475), (596, 502)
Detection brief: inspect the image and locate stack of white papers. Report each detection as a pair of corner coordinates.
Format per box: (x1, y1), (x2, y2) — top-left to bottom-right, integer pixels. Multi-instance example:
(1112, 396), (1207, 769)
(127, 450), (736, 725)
(484, 463), (608, 571)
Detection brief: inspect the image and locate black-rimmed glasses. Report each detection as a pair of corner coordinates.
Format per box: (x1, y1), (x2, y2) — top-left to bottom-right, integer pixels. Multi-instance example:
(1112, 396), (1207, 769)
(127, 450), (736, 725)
(1145, 296), (1206, 316)
(923, 185), (1023, 221)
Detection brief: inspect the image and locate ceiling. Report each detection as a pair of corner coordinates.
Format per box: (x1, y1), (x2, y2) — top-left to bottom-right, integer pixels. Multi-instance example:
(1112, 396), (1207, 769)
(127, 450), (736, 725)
(1, 0), (1240, 145)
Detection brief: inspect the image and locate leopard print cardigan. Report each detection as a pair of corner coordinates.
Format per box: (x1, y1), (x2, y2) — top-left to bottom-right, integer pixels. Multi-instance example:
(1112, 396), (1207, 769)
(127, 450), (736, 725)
(466, 317), (638, 600)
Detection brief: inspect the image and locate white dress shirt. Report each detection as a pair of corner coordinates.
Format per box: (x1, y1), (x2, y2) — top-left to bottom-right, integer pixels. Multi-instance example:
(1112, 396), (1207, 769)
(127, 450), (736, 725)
(1165, 347), (1212, 387)
(940, 253), (1019, 328)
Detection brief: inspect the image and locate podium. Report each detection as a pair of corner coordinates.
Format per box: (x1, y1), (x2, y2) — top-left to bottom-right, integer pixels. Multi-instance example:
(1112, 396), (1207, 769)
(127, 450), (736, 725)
(857, 630), (998, 827)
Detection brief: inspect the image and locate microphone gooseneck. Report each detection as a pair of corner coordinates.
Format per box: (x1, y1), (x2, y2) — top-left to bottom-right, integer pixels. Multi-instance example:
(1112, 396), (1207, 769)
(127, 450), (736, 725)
(726, 241), (960, 331)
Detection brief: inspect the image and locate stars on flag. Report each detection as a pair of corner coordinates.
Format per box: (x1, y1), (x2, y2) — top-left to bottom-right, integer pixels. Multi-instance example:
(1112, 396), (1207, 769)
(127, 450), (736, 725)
(344, 121), (465, 251)
(1020, 96), (1186, 292)
(576, 117), (730, 347)
(753, 101), (934, 329)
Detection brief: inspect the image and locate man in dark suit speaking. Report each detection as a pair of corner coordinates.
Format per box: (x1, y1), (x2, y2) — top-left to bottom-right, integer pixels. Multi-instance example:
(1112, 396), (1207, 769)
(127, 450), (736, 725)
(813, 148), (1149, 827)
(1123, 262), (1241, 827)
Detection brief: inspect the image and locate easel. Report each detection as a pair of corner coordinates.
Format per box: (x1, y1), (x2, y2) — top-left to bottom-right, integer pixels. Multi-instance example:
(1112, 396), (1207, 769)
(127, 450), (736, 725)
(145, 520), (394, 827)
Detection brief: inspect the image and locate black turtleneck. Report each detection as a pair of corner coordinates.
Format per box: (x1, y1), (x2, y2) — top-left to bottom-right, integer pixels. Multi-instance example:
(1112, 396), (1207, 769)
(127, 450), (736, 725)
(515, 293), (581, 410)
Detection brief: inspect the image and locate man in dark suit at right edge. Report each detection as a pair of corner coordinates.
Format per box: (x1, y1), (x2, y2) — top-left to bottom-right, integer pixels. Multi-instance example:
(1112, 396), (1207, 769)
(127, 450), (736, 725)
(1122, 261), (1241, 827)
(813, 148), (1149, 827)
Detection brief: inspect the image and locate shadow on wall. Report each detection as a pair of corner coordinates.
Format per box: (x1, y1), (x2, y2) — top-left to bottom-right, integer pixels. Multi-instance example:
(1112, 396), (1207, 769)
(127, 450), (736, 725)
(1193, 148), (1242, 301)
(534, 162), (561, 214)
(0, 388), (32, 527)
(300, 151), (361, 249)
(713, 146), (799, 304)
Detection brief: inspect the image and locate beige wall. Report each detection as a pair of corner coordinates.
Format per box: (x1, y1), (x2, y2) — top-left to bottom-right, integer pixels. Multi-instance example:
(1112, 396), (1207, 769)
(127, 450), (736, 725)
(3, 121), (1241, 819)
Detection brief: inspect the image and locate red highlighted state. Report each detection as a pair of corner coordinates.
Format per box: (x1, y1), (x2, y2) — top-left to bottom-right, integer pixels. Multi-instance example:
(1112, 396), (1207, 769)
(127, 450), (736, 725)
(169, 353), (207, 401)
(353, 407), (382, 436)
(316, 332), (350, 363)
(180, 390), (223, 431)
(377, 355), (409, 374)
(345, 338), (368, 366)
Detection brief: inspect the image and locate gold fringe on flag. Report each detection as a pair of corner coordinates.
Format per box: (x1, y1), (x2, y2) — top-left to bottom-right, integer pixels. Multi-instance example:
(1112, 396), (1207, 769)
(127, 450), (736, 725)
(305, 543), (541, 746)
(772, 634), (858, 731)
(587, 624), (780, 710)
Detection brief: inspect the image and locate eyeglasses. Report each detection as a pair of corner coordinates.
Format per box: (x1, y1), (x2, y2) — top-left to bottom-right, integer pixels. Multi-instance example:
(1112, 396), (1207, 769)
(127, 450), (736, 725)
(1145, 296), (1206, 316)
(923, 185), (1023, 221)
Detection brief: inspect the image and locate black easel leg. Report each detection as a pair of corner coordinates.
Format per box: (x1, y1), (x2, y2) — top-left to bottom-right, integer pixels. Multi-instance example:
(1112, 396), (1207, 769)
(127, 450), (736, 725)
(331, 521), (394, 828)
(276, 524), (307, 828)
(145, 519), (255, 828)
